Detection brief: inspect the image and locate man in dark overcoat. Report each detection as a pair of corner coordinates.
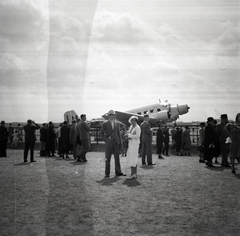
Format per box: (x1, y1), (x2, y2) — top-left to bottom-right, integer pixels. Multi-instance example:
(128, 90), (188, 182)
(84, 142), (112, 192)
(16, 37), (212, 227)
(204, 117), (217, 167)
(40, 123), (47, 156)
(23, 119), (40, 162)
(46, 121), (56, 157)
(59, 121), (70, 159)
(0, 121), (8, 157)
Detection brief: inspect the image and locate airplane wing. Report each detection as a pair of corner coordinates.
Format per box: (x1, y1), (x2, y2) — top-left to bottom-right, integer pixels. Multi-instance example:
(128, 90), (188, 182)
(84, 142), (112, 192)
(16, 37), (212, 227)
(102, 111), (157, 126)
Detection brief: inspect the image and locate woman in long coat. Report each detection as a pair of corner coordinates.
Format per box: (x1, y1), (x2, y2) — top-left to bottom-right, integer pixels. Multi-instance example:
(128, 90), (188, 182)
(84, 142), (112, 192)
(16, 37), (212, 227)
(46, 122), (56, 157)
(182, 126), (192, 155)
(227, 113), (240, 174)
(175, 127), (183, 155)
(126, 116), (141, 179)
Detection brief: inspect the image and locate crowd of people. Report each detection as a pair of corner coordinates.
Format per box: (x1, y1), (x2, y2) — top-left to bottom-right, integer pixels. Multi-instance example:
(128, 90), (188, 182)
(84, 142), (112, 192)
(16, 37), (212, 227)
(38, 114), (91, 162)
(1, 111), (240, 176)
(155, 124), (192, 158)
(197, 113), (240, 174)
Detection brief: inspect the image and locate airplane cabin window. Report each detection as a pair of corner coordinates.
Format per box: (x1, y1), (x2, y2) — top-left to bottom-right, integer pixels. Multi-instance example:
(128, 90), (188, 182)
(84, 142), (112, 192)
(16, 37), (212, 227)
(150, 109), (154, 113)
(144, 111), (147, 114)
(157, 108), (161, 112)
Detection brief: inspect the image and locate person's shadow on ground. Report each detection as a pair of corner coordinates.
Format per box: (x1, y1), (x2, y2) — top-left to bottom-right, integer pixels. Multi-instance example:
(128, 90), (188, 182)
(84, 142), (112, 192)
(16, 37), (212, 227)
(14, 162), (31, 166)
(123, 179), (141, 187)
(96, 176), (121, 186)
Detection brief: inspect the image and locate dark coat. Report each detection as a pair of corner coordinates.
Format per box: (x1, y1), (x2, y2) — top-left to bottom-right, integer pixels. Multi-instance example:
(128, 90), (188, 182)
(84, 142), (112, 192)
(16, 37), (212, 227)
(204, 123), (217, 159)
(100, 120), (121, 144)
(59, 125), (70, 152)
(46, 126), (56, 151)
(0, 126), (8, 142)
(24, 124), (40, 142)
(140, 121), (152, 142)
(40, 127), (47, 142)
(156, 128), (164, 146)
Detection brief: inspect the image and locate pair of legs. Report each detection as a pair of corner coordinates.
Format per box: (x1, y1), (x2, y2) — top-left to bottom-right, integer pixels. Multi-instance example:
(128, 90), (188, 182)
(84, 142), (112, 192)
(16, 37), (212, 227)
(142, 141), (153, 164)
(77, 139), (89, 161)
(127, 166), (137, 179)
(231, 157), (239, 174)
(162, 142), (169, 155)
(220, 144), (230, 166)
(24, 141), (35, 162)
(105, 140), (122, 176)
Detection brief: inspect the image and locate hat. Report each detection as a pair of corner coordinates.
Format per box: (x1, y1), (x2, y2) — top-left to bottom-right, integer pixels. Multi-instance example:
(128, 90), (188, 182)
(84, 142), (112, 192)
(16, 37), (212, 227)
(108, 110), (116, 116)
(207, 117), (214, 122)
(220, 114), (228, 119)
(128, 116), (138, 124)
(1, 121), (5, 125)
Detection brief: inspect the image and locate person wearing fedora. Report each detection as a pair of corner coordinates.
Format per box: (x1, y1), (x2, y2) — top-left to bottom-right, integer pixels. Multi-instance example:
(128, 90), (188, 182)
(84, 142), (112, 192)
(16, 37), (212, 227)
(0, 121), (8, 157)
(204, 117), (217, 167)
(140, 114), (155, 165)
(100, 110), (126, 177)
(216, 114), (231, 167)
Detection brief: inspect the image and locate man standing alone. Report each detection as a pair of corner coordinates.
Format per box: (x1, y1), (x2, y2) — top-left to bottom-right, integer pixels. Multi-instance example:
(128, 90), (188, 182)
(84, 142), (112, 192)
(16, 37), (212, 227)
(76, 114), (90, 162)
(23, 120), (40, 162)
(141, 114), (155, 165)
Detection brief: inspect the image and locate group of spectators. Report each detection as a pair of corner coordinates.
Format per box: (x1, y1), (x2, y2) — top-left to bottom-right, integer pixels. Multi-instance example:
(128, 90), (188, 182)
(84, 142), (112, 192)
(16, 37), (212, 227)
(39, 114), (91, 162)
(198, 113), (240, 174)
(155, 124), (192, 158)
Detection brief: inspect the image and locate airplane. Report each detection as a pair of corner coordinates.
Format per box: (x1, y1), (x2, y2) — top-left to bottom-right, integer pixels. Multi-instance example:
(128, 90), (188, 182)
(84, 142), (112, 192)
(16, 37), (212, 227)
(64, 110), (104, 128)
(102, 100), (190, 126)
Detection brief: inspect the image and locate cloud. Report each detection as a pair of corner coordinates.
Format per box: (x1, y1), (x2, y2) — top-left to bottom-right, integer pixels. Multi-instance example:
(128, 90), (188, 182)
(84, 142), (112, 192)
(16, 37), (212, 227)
(91, 11), (161, 44)
(212, 20), (240, 53)
(0, 0), (48, 45)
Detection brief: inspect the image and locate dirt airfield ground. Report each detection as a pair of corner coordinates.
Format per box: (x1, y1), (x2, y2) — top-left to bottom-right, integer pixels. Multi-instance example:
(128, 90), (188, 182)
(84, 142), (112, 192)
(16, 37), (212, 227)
(0, 147), (240, 236)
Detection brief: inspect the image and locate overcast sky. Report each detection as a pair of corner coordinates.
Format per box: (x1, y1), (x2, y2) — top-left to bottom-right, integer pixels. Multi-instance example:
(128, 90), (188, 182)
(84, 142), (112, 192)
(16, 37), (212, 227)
(0, 0), (239, 123)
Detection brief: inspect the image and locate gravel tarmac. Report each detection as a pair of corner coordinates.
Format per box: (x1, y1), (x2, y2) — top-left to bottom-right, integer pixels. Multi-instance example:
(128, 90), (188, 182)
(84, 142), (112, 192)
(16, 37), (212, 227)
(0, 148), (240, 236)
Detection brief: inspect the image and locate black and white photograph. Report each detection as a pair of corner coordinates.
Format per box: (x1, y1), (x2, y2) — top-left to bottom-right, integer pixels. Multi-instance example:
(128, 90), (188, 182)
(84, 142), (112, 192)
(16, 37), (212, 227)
(0, 0), (240, 235)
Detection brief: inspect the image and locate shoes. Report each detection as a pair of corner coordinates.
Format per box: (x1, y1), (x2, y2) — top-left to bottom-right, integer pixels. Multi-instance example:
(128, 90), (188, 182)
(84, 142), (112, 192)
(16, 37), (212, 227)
(116, 173), (126, 176)
(208, 164), (215, 167)
(24, 160), (28, 163)
(147, 163), (156, 165)
(215, 160), (219, 164)
(126, 174), (137, 180)
(31, 160), (37, 162)
(232, 170), (236, 174)
(82, 159), (88, 162)
(158, 155), (164, 159)
(224, 164), (231, 168)
(105, 175), (110, 178)
(142, 163), (146, 165)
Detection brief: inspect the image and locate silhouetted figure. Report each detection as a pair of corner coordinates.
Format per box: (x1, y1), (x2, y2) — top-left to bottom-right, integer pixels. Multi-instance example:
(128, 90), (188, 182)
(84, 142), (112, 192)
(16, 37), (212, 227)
(23, 120), (40, 162)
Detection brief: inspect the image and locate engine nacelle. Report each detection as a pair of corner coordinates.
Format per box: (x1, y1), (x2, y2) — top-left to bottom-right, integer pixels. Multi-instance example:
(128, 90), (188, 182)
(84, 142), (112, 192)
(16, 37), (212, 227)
(178, 104), (190, 115)
(152, 110), (170, 121)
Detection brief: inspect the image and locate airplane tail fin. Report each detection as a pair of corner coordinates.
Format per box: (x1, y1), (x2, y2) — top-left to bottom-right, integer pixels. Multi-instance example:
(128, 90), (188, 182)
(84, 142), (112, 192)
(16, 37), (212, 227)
(64, 110), (79, 124)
